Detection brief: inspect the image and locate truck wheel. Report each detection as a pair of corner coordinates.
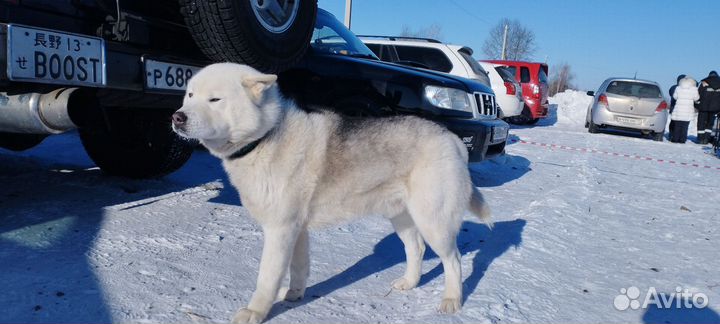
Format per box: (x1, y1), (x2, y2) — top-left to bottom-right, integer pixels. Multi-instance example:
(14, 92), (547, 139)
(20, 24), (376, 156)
(0, 132), (47, 151)
(78, 107), (194, 179)
(179, 0), (317, 73)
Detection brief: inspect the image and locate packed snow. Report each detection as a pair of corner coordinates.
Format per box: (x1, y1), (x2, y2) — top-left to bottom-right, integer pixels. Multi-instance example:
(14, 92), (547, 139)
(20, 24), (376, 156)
(2, 90), (719, 323)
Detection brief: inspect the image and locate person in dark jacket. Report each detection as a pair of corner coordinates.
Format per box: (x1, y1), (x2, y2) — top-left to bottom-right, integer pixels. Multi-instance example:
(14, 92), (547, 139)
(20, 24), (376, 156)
(697, 71), (720, 144)
(668, 74), (686, 140)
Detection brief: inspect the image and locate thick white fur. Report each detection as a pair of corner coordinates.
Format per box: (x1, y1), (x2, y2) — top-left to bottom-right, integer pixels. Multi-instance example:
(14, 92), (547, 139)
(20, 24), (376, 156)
(172, 63), (492, 324)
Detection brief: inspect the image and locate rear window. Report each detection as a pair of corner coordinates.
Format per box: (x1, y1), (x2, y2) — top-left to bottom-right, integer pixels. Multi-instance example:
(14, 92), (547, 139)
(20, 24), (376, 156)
(458, 51), (487, 76)
(606, 81), (662, 99)
(394, 45), (453, 73)
(538, 68), (548, 84)
(495, 67), (516, 82)
(520, 67), (531, 83)
(503, 66), (517, 79)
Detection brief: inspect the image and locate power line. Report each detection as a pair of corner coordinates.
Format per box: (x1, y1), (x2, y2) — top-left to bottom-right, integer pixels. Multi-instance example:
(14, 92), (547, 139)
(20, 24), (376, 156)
(447, 0), (491, 25)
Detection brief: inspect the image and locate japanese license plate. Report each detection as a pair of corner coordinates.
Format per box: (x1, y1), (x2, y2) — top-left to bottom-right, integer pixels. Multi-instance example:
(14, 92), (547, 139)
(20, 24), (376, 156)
(492, 125), (508, 143)
(7, 24), (105, 87)
(616, 116), (640, 125)
(144, 58), (202, 91)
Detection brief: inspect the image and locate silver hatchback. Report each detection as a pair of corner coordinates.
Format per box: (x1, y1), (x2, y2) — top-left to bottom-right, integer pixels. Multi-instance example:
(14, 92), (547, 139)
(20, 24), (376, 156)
(585, 78), (668, 141)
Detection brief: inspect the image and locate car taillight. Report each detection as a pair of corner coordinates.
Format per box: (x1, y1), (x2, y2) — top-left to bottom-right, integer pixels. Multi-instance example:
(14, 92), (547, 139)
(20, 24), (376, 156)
(532, 84), (540, 99)
(598, 94), (609, 107)
(656, 100), (668, 112)
(503, 81), (516, 95)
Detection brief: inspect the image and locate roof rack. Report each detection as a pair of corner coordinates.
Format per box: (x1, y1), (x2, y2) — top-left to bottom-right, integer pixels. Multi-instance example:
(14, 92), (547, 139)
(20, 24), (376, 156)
(356, 35), (442, 43)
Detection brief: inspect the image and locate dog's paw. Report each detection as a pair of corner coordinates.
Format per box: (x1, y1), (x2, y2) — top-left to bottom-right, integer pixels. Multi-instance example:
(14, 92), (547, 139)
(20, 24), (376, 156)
(391, 277), (418, 290)
(231, 308), (264, 324)
(438, 298), (461, 314)
(284, 288), (305, 302)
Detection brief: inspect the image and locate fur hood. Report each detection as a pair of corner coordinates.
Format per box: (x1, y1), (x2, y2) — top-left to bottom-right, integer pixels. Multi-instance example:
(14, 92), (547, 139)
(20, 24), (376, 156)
(679, 77), (697, 89)
(672, 77), (700, 121)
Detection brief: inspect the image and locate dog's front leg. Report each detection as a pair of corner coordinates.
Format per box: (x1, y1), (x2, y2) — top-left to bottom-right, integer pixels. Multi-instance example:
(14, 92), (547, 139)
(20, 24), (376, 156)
(285, 228), (309, 301)
(232, 225), (299, 324)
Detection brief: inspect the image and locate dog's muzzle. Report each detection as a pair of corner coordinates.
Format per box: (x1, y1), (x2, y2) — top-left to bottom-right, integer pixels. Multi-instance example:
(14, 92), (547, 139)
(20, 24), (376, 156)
(172, 111), (187, 131)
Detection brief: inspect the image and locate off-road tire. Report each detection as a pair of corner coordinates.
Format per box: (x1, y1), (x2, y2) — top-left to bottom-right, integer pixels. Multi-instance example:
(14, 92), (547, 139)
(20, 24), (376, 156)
(179, 0), (317, 73)
(78, 107), (194, 179)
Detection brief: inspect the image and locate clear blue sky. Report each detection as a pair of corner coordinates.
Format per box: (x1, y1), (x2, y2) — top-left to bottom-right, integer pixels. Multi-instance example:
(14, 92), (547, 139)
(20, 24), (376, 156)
(318, 0), (719, 94)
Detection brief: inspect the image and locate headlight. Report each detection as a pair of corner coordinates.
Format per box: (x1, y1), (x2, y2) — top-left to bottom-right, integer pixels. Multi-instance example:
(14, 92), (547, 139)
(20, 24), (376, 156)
(424, 85), (472, 113)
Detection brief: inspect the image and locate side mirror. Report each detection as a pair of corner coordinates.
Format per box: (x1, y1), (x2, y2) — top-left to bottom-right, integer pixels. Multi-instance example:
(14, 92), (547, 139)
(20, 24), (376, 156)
(586, 91), (595, 97)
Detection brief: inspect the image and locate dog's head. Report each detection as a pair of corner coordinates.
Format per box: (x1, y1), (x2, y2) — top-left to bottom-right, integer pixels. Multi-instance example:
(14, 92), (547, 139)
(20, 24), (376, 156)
(171, 63), (281, 149)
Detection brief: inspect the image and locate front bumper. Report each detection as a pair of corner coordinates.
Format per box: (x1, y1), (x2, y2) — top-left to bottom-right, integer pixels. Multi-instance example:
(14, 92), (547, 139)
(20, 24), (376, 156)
(592, 104), (667, 133)
(441, 117), (508, 162)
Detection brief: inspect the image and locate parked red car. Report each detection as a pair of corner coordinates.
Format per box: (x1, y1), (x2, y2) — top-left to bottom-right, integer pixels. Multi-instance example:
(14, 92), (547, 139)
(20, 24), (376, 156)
(483, 60), (549, 124)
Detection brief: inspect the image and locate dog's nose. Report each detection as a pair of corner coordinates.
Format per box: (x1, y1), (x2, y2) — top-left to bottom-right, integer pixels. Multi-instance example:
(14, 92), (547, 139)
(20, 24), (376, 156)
(172, 111), (187, 125)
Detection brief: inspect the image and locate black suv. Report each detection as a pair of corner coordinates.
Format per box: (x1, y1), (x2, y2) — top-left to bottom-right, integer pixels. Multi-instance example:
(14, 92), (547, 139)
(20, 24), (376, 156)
(280, 10), (508, 162)
(0, 2), (507, 178)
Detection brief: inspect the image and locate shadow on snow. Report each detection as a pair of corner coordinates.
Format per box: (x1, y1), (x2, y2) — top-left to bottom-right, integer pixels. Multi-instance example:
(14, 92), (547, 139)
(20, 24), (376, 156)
(267, 219), (526, 320)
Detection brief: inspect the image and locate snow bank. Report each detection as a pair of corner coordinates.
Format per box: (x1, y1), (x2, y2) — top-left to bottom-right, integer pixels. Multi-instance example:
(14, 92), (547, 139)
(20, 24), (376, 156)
(548, 90), (592, 130)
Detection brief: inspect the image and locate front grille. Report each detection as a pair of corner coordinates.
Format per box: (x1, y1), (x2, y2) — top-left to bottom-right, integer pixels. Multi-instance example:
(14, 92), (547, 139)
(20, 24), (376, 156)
(474, 92), (497, 118)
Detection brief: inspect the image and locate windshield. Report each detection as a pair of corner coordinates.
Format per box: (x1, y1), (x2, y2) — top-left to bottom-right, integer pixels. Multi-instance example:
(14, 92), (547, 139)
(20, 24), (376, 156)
(310, 11), (378, 59)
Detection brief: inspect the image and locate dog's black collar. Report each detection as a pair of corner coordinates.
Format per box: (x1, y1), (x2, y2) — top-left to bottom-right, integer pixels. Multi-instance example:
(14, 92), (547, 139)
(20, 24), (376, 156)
(226, 135), (267, 160)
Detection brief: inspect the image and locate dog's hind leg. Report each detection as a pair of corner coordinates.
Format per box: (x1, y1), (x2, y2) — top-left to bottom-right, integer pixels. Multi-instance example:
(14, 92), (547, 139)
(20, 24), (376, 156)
(405, 165), (466, 314)
(410, 210), (463, 313)
(232, 225), (299, 324)
(284, 228), (309, 301)
(389, 211), (425, 290)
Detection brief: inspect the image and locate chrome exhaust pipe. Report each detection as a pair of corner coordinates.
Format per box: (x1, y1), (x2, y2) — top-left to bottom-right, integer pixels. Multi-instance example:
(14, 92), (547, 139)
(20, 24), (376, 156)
(0, 88), (81, 134)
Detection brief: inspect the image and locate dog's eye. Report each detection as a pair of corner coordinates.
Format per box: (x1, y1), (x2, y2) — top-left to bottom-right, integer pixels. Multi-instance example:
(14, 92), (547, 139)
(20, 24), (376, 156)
(209, 98), (221, 102)
(188, 92), (193, 98)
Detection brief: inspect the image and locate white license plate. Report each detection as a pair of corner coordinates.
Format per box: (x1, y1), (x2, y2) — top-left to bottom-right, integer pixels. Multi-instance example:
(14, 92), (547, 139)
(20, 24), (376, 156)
(492, 125), (508, 142)
(144, 58), (202, 91)
(7, 24), (105, 87)
(616, 116), (640, 125)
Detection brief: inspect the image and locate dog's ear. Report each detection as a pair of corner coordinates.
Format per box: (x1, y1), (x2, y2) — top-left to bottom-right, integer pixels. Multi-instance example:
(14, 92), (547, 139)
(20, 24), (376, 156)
(242, 73), (278, 105)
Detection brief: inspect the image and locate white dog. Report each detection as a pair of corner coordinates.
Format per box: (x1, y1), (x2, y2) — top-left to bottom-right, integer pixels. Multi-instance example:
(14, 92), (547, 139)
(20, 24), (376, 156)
(171, 63), (492, 324)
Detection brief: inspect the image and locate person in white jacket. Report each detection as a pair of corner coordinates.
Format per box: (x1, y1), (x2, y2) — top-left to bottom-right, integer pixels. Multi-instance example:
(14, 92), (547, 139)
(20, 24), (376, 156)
(670, 76), (700, 143)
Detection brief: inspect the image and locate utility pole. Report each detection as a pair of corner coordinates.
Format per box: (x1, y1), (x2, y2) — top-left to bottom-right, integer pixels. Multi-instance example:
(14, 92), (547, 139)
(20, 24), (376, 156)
(344, 0), (352, 29)
(501, 23), (508, 60)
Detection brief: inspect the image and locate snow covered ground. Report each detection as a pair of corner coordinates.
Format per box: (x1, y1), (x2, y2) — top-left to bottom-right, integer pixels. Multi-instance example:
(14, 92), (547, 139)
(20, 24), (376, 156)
(2, 90), (719, 323)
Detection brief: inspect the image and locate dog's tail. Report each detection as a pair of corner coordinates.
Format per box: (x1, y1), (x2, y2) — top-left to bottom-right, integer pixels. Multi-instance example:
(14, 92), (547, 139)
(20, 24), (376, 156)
(469, 186), (493, 229)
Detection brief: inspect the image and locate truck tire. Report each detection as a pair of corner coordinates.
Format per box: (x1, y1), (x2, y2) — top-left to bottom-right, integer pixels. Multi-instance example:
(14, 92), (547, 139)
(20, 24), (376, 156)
(179, 0), (317, 73)
(78, 107), (194, 179)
